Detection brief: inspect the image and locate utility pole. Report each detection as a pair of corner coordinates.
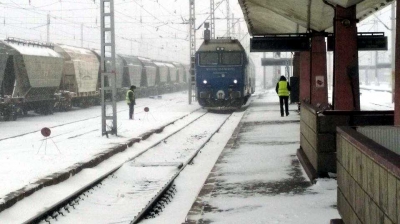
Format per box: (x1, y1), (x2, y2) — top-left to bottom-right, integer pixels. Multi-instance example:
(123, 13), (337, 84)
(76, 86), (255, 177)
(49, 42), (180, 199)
(374, 19), (380, 86)
(131, 39), (133, 55)
(100, 0), (118, 136)
(188, 0), (196, 104)
(392, 1), (396, 102)
(263, 52), (266, 89)
(231, 14), (235, 38)
(210, 0), (215, 39)
(47, 13), (50, 43)
(81, 23), (84, 47)
(226, 0), (230, 37)
(238, 20), (242, 40)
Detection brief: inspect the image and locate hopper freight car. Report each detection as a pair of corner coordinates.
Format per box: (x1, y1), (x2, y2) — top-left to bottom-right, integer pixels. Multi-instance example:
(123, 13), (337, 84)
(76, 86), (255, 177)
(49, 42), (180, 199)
(0, 38), (64, 120)
(165, 62), (177, 92)
(0, 42), (16, 120)
(54, 45), (100, 109)
(91, 50), (126, 101)
(153, 61), (169, 94)
(173, 62), (187, 90)
(0, 37), (189, 121)
(119, 55), (146, 97)
(138, 57), (157, 96)
(195, 38), (255, 110)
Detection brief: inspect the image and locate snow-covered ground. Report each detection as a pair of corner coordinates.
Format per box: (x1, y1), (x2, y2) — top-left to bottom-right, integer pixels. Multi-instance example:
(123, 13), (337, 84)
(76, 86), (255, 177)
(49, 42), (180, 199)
(360, 89), (394, 110)
(326, 86), (394, 111)
(0, 92), (199, 198)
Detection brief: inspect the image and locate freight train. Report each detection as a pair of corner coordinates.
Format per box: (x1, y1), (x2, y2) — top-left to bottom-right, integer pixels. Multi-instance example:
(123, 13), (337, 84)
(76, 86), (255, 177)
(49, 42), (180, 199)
(195, 38), (255, 110)
(0, 37), (188, 121)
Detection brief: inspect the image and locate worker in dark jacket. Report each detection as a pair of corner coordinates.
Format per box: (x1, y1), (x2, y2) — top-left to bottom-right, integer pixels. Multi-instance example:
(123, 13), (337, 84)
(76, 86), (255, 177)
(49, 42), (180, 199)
(126, 85), (136, 120)
(275, 76), (291, 117)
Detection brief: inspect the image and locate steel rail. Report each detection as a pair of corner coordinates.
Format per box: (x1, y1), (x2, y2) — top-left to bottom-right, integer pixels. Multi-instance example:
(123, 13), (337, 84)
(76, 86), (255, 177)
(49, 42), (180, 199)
(0, 101), (183, 142)
(131, 113), (233, 223)
(23, 110), (209, 224)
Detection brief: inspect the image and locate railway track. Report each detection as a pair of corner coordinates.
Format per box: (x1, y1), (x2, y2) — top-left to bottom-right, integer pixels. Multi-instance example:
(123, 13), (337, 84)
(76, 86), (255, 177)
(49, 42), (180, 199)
(19, 111), (232, 224)
(0, 101), (173, 142)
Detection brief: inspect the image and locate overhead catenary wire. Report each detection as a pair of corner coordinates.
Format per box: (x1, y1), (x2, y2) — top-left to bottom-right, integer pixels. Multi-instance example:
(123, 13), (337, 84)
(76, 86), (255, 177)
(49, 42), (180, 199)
(0, 0), (244, 63)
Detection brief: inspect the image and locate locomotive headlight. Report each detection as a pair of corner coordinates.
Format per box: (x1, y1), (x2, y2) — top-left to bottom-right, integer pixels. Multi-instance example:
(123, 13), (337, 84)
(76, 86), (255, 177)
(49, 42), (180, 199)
(203, 80), (207, 84)
(233, 79), (238, 84)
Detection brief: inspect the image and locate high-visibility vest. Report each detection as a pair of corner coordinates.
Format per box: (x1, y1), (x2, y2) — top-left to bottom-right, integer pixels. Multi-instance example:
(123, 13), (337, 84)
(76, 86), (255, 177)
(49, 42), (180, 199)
(126, 90), (135, 104)
(278, 81), (290, 96)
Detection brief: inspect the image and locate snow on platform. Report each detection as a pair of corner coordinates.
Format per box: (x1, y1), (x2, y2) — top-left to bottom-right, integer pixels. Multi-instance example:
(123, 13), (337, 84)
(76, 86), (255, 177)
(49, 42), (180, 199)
(184, 89), (340, 224)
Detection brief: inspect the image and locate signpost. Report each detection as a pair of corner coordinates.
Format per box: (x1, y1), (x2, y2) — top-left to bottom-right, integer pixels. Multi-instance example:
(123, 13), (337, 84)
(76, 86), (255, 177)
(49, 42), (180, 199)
(251, 32), (387, 52)
(251, 34), (310, 52)
(327, 32), (387, 51)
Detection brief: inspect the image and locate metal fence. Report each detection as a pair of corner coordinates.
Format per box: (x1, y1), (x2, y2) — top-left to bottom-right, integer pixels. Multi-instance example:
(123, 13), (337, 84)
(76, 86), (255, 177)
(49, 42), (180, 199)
(357, 126), (400, 155)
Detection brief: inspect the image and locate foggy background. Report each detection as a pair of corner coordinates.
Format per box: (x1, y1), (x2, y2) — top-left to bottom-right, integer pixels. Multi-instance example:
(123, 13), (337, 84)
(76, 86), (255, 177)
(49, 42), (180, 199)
(0, 0), (394, 91)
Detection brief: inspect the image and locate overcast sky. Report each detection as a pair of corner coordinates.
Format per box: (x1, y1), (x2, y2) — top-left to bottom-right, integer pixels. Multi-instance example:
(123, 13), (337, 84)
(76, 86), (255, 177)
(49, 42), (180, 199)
(0, 0), (247, 64)
(0, 0), (395, 87)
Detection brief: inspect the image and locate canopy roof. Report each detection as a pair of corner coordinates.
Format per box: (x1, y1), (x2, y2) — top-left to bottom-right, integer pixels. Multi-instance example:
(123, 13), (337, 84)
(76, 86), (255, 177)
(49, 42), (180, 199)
(238, 0), (393, 35)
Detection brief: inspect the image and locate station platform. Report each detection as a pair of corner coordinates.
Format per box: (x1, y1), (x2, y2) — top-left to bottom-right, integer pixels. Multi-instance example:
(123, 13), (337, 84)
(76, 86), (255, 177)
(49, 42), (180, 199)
(185, 90), (340, 223)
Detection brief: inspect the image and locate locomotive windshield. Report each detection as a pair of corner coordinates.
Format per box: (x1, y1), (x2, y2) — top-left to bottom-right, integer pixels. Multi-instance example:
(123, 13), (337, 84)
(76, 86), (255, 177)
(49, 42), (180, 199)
(221, 52), (242, 65)
(199, 53), (218, 65)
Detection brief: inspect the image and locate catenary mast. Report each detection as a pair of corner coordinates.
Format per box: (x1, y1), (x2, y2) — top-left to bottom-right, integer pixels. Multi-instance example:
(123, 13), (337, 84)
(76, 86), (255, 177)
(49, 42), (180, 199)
(100, 0), (118, 136)
(189, 0), (196, 104)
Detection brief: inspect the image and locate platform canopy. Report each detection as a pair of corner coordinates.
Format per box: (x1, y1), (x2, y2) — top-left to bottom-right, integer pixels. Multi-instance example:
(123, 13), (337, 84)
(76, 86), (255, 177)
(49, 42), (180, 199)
(239, 0), (393, 35)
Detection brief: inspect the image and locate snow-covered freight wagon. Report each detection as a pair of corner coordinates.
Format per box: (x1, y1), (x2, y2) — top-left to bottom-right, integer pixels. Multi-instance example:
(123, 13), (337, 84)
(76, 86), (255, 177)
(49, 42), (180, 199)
(90, 50), (127, 102)
(120, 55), (146, 97)
(0, 38), (64, 119)
(0, 37), (189, 121)
(153, 61), (169, 95)
(173, 62), (187, 90)
(0, 42), (17, 120)
(54, 45), (100, 109)
(165, 62), (178, 92)
(138, 57), (157, 96)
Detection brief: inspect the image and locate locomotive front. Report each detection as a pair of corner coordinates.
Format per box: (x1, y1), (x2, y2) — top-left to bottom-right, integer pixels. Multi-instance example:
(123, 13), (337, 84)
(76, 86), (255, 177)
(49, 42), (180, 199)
(195, 39), (246, 110)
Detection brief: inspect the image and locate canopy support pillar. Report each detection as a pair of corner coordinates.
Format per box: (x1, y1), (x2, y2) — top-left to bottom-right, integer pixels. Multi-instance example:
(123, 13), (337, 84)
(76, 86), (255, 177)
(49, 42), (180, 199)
(310, 32), (328, 106)
(299, 51), (311, 102)
(333, 5), (360, 110)
(395, 0), (400, 125)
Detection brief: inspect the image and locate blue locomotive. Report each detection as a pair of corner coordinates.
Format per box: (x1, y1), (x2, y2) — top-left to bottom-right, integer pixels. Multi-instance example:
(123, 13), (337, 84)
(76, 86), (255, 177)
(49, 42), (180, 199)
(195, 38), (255, 110)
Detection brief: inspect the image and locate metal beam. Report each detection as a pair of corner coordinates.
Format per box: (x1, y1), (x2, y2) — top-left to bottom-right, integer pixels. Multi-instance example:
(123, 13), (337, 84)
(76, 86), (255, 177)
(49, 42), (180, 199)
(226, 0), (230, 37)
(359, 63), (391, 70)
(210, 0), (215, 39)
(395, 0), (400, 125)
(250, 34), (310, 52)
(261, 58), (292, 66)
(100, 0), (118, 136)
(189, 0), (196, 104)
(327, 32), (388, 51)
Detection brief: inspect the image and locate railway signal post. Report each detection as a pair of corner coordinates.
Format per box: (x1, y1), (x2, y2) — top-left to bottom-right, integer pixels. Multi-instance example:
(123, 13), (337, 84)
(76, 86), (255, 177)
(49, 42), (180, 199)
(100, 0), (118, 136)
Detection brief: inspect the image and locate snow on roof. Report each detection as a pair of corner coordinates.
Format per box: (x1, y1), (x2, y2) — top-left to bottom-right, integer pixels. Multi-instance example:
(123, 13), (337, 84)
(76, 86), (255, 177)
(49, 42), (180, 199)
(164, 63), (175, 68)
(154, 62), (166, 67)
(7, 42), (62, 58)
(138, 57), (156, 67)
(138, 56), (151, 61)
(58, 45), (94, 55)
(128, 63), (142, 67)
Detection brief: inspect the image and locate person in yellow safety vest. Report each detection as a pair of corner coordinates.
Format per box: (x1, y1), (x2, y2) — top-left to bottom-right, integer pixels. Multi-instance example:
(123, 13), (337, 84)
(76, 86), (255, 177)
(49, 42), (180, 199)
(126, 85), (136, 120)
(275, 76), (291, 117)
